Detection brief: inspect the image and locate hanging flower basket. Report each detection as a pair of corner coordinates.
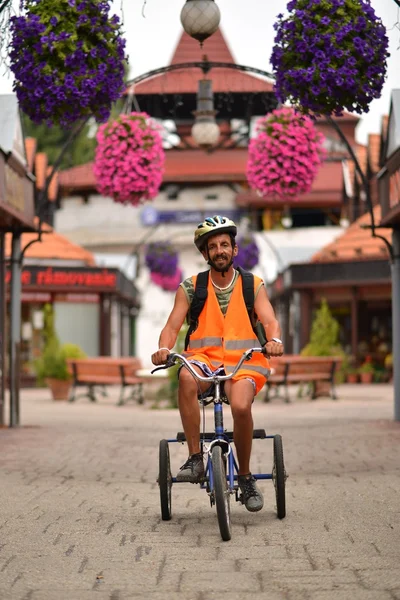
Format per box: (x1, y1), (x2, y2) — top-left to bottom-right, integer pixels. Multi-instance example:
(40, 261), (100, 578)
(270, 0), (389, 116)
(151, 269), (183, 292)
(234, 234), (260, 271)
(94, 112), (165, 206)
(145, 242), (179, 277)
(247, 106), (326, 200)
(9, 0), (126, 127)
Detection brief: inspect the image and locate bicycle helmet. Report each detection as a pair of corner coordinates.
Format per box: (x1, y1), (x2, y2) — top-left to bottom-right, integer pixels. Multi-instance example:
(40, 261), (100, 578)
(194, 215), (237, 251)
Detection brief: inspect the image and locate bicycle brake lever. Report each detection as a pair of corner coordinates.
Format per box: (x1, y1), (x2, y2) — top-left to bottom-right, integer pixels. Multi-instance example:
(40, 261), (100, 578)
(150, 353), (177, 374)
(150, 365), (168, 374)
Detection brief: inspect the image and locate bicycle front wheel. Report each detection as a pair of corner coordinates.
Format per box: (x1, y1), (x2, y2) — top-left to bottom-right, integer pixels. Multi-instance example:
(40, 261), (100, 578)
(158, 439), (172, 521)
(211, 445), (231, 541)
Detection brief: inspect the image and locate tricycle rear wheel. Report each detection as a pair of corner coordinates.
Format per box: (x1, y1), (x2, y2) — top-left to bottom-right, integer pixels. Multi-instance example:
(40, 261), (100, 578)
(273, 434), (286, 519)
(159, 439), (172, 520)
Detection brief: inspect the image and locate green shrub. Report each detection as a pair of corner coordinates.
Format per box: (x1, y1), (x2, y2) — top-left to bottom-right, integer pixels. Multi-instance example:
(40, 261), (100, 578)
(358, 361), (375, 374)
(62, 343), (87, 361)
(34, 339), (69, 383)
(301, 298), (342, 356)
(301, 298), (347, 382)
(33, 304), (86, 384)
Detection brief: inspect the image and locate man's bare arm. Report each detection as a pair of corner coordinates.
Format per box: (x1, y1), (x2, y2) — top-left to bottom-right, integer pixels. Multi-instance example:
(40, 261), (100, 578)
(151, 286), (189, 365)
(254, 285), (283, 356)
(254, 285), (281, 340)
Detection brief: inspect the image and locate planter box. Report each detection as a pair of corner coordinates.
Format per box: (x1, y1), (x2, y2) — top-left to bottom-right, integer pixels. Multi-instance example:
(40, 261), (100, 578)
(46, 378), (71, 401)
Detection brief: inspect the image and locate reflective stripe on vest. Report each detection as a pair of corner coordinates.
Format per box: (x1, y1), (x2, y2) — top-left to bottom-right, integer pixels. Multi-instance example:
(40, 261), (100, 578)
(181, 353), (222, 369)
(225, 339), (259, 350)
(225, 364), (271, 377)
(189, 336), (223, 349)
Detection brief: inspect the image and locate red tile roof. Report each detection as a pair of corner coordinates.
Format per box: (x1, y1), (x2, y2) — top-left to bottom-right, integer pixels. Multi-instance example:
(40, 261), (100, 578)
(5, 220), (94, 265)
(59, 151), (350, 201)
(132, 29), (274, 95)
(368, 133), (381, 174)
(46, 167), (59, 202)
(236, 161), (344, 208)
(25, 137), (36, 173)
(59, 149), (253, 190)
(311, 205), (391, 263)
(34, 152), (47, 190)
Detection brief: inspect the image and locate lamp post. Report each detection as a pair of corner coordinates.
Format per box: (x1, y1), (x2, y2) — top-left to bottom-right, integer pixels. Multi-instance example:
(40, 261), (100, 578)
(191, 78), (220, 148)
(180, 0), (221, 44)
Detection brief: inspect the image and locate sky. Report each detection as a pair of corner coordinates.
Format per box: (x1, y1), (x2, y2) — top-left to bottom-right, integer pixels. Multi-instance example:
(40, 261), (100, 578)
(1, 0), (399, 144)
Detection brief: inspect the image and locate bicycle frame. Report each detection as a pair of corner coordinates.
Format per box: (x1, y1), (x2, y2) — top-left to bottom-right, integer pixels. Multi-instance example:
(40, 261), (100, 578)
(160, 348), (274, 495)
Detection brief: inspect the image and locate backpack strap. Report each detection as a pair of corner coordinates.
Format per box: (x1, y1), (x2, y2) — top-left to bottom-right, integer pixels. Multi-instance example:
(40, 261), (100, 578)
(236, 266), (254, 322)
(237, 266), (267, 346)
(184, 270), (209, 351)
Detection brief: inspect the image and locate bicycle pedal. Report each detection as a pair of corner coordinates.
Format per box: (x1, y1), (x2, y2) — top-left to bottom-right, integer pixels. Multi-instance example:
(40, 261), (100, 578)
(235, 489), (244, 504)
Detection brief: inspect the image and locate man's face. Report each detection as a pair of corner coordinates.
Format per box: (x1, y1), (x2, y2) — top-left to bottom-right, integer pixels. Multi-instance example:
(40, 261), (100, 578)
(202, 233), (238, 271)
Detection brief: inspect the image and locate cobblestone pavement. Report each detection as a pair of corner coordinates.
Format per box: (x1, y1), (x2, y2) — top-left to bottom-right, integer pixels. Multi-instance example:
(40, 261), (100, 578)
(0, 384), (400, 600)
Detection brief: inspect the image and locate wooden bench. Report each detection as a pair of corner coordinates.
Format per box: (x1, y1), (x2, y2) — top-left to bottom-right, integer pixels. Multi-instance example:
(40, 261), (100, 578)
(264, 355), (343, 403)
(66, 357), (147, 405)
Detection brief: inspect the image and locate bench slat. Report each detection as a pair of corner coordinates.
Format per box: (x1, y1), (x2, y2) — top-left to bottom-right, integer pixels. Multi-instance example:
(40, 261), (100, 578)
(265, 355), (342, 403)
(66, 357), (146, 405)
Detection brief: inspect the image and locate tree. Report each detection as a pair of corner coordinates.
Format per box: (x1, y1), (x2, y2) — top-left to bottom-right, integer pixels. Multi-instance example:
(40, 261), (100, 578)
(21, 113), (97, 170)
(301, 298), (342, 356)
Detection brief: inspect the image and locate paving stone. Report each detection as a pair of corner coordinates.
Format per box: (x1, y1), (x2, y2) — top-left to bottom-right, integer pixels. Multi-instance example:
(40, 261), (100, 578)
(0, 384), (399, 599)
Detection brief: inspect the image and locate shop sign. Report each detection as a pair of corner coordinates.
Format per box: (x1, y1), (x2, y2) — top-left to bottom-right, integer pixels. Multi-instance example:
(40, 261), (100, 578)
(5, 267), (118, 289)
(140, 206), (242, 226)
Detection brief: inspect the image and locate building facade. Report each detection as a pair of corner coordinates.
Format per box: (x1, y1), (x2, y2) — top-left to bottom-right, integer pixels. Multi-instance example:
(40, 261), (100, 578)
(55, 29), (369, 367)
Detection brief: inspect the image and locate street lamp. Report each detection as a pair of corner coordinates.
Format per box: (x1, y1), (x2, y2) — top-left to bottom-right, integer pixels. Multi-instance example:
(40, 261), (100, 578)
(281, 206), (293, 229)
(191, 78), (220, 148)
(180, 0), (221, 44)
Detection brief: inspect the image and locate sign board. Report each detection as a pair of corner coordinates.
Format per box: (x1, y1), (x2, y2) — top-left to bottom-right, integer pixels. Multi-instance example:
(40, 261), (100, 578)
(140, 208), (243, 226)
(5, 267), (118, 290)
(0, 95), (35, 229)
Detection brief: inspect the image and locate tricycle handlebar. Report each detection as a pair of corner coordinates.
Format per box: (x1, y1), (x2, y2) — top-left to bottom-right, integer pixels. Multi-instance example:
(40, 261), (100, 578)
(151, 347), (268, 382)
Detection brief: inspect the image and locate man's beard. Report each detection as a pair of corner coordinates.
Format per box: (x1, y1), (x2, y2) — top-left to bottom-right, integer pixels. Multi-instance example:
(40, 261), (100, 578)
(207, 254), (233, 275)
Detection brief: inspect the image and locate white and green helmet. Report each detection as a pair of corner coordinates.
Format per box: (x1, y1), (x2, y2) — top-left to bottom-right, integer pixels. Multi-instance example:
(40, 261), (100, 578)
(194, 215), (237, 251)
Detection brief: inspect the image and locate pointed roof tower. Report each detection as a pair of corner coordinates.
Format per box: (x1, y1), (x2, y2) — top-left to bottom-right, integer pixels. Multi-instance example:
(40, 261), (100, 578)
(133, 28), (274, 95)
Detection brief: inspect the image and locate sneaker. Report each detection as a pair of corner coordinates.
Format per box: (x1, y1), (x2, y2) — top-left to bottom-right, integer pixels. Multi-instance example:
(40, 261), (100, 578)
(238, 474), (264, 512)
(176, 453), (205, 483)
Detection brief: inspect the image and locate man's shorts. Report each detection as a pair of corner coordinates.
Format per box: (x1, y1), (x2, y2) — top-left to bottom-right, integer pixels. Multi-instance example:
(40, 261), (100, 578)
(178, 359), (256, 399)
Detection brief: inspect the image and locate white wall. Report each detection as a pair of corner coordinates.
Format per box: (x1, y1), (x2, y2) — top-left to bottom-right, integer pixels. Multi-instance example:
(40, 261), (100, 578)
(253, 226), (345, 283)
(54, 185), (237, 250)
(54, 302), (100, 356)
(55, 188), (346, 366)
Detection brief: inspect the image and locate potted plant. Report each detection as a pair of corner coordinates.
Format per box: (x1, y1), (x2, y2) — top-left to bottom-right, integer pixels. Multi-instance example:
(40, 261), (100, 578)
(270, 0), (389, 117)
(300, 299), (345, 396)
(358, 361), (375, 384)
(145, 241), (179, 276)
(346, 367), (359, 384)
(94, 112), (165, 206)
(234, 233), (260, 271)
(34, 340), (86, 400)
(10, 0), (126, 127)
(33, 304), (86, 400)
(247, 106), (325, 200)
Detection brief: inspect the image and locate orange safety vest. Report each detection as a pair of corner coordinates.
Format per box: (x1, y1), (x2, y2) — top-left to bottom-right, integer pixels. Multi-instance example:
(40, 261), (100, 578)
(183, 272), (270, 394)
